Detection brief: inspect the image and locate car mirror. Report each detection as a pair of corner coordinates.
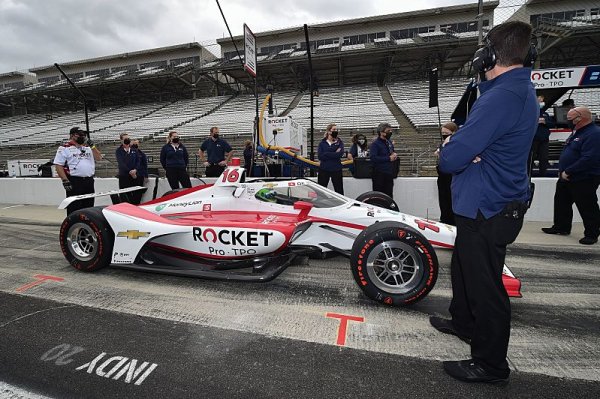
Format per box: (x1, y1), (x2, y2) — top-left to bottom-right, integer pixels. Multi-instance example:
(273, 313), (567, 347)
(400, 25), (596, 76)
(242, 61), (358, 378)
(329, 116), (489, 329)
(233, 186), (246, 198)
(293, 201), (313, 220)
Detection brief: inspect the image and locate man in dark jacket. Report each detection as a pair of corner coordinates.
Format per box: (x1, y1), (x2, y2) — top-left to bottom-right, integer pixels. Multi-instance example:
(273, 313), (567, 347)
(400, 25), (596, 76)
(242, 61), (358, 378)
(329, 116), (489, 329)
(115, 133), (142, 204)
(435, 21), (538, 385)
(317, 123), (344, 194)
(542, 106), (600, 245)
(369, 122), (397, 198)
(531, 95), (554, 176)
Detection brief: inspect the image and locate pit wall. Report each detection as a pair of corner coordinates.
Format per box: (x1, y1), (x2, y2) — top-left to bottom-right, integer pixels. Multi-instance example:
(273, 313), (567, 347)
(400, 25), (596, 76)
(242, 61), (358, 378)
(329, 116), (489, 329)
(0, 177), (593, 223)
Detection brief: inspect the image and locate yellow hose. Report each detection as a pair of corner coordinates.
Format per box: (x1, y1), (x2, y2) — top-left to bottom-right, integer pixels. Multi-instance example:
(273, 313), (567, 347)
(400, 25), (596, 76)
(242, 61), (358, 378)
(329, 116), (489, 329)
(258, 94), (353, 167)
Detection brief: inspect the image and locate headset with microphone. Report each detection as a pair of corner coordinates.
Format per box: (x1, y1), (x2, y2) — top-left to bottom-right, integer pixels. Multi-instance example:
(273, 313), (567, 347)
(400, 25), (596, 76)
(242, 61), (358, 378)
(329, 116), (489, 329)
(471, 28), (537, 77)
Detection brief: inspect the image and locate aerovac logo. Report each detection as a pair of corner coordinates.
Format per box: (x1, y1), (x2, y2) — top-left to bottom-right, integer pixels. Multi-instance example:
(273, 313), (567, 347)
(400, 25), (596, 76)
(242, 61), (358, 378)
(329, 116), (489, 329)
(155, 204), (168, 211)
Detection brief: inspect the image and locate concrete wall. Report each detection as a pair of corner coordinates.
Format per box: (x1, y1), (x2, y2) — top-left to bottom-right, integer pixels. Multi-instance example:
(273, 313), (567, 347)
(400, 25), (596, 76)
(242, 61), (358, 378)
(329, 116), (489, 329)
(0, 177), (596, 223)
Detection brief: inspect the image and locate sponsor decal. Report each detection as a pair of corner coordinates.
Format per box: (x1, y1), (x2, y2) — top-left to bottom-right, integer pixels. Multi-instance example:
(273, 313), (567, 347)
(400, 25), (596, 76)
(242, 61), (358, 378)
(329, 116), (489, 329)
(155, 204), (167, 211)
(117, 230), (150, 240)
(202, 204), (211, 211)
(157, 200), (202, 212)
(288, 182), (296, 186)
(112, 252), (132, 263)
(414, 219), (440, 233)
(192, 227), (273, 247)
(261, 215), (277, 224)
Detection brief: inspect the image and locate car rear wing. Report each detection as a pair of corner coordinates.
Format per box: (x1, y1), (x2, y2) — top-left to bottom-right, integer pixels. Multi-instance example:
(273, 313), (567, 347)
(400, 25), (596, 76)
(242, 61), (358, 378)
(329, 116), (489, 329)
(58, 186), (146, 209)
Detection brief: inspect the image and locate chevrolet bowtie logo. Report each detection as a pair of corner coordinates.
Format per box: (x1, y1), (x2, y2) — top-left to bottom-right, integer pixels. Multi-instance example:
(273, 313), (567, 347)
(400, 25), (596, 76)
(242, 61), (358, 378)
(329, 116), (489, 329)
(117, 230), (150, 240)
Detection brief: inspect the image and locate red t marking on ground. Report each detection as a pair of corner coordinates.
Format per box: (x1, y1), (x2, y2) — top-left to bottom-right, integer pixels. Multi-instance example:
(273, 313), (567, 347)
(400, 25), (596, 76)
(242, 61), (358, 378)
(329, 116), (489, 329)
(16, 274), (64, 292)
(326, 313), (365, 346)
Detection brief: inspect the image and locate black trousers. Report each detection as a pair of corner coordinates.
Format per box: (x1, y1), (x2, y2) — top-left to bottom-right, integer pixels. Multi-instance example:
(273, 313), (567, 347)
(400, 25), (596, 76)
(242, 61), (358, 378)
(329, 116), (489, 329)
(118, 174), (144, 205)
(450, 211), (524, 376)
(205, 164), (226, 178)
(66, 176), (95, 215)
(371, 171), (394, 198)
(553, 177), (600, 238)
(531, 139), (549, 176)
(165, 168), (192, 190)
(318, 169), (344, 195)
(437, 170), (454, 225)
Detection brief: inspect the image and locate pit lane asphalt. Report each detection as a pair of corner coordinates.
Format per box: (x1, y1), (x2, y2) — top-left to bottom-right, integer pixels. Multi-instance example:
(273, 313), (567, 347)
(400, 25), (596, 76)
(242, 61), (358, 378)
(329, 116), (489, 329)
(0, 221), (599, 398)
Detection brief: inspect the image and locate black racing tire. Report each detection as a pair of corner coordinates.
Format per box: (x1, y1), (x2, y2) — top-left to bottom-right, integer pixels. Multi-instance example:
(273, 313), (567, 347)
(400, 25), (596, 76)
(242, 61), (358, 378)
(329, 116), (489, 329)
(356, 191), (399, 211)
(350, 221), (438, 306)
(59, 207), (114, 272)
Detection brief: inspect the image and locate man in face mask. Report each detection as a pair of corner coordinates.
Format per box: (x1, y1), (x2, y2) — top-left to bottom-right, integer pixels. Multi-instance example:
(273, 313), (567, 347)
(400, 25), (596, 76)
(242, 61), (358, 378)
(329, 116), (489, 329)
(199, 126), (233, 177)
(368, 122), (398, 199)
(115, 133), (142, 204)
(542, 106), (600, 245)
(53, 127), (102, 215)
(531, 95), (554, 176)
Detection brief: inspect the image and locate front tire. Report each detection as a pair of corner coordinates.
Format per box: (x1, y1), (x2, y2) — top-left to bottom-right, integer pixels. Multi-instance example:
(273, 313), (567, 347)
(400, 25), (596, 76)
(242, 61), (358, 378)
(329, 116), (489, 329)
(350, 221), (438, 306)
(59, 207), (114, 272)
(356, 191), (399, 211)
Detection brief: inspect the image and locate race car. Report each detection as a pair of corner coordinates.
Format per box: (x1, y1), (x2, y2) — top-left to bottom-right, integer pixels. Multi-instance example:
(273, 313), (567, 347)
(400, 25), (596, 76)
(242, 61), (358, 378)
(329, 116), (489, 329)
(59, 159), (522, 307)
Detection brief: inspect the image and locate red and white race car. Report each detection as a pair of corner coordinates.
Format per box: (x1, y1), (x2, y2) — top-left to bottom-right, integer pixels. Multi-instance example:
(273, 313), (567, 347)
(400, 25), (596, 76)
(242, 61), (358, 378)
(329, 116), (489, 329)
(59, 160), (521, 307)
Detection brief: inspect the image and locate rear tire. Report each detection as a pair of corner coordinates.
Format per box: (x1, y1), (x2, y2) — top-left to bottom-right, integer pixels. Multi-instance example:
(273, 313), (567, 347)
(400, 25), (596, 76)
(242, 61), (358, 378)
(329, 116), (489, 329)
(59, 207), (113, 272)
(350, 221), (438, 306)
(356, 191), (399, 211)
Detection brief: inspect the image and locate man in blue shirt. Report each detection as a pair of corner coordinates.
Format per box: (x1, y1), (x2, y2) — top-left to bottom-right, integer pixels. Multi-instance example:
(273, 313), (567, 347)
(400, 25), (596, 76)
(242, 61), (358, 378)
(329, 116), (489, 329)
(115, 133), (142, 204)
(542, 107), (600, 245)
(369, 122), (398, 198)
(432, 21), (538, 385)
(199, 127), (233, 177)
(531, 95), (554, 176)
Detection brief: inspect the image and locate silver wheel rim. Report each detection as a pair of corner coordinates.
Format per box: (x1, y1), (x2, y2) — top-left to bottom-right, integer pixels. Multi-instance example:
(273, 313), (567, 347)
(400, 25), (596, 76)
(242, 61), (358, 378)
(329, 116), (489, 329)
(366, 241), (423, 294)
(66, 223), (98, 261)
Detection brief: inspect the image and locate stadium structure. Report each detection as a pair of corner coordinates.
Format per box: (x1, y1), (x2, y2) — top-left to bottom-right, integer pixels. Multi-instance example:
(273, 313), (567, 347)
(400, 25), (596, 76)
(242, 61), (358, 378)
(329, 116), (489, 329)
(0, 0), (599, 178)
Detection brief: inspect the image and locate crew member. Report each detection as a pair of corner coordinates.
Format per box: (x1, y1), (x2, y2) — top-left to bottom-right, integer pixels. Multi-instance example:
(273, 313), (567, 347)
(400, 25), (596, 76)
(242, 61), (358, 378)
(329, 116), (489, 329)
(243, 140), (253, 176)
(348, 133), (369, 177)
(54, 127), (102, 215)
(542, 106), (600, 245)
(531, 95), (553, 176)
(317, 123), (344, 194)
(115, 133), (142, 204)
(435, 122), (458, 225)
(131, 139), (148, 204)
(369, 122), (397, 198)
(434, 21), (538, 384)
(160, 131), (191, 190)
(199, 127), (232, 177)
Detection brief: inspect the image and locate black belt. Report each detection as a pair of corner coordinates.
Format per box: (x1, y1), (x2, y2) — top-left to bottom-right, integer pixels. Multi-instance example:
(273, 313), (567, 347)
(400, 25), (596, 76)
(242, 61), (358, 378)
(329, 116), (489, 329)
(70, 176), (94, 179)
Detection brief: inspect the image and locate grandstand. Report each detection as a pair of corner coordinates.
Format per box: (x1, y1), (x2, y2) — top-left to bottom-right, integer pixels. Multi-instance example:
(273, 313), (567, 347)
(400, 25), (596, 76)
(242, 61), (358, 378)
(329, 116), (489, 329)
(1, 0), (599, 177)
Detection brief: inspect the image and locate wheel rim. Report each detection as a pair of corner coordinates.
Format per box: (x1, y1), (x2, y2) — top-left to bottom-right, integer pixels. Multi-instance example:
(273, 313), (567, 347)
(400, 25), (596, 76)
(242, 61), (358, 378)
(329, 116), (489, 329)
(66, 223), (99, 261)
(365, 241), (423, 294)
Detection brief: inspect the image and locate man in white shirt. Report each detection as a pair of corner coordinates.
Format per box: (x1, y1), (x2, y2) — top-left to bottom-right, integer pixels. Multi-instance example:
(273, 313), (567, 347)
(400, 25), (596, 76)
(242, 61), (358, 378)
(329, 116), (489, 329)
(54, 127), (102, 214)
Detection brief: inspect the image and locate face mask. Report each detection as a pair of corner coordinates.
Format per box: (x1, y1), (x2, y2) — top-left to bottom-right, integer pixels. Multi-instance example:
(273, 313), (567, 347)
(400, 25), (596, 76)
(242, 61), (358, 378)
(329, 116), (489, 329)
(213, 133), (219, 140)
(539, 102), (545, 108)
(131, 144), (138, 149)
(123, 138), (131, 145)
(385, 132), (392, 140)
(358, 139), (366, 145)
(171, 137), (180, 144)
(330, 131), (338, 139)
(75, 136), (85, 145)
